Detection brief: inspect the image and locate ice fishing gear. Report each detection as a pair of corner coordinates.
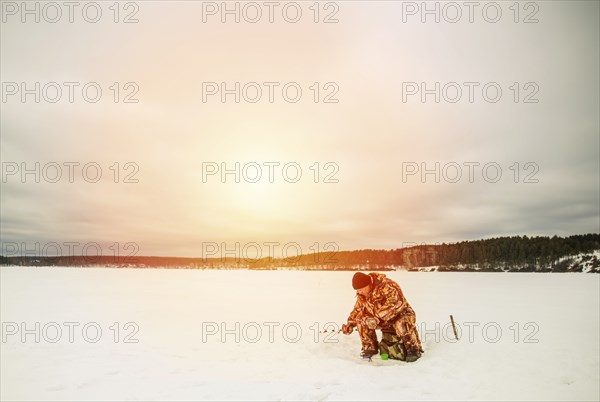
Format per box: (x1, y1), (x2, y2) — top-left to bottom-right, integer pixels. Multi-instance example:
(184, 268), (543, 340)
(379, 329), (407, 361)
(360, 349), (377, 362)
(450, 314), (459, 340)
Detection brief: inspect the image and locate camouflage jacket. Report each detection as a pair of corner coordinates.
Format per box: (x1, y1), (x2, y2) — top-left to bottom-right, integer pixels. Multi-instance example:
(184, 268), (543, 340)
(346, 272), (415, 328)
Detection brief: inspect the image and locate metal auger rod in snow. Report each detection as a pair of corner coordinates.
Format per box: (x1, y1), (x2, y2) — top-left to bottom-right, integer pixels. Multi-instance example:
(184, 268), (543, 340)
(450, 314), (459, 340)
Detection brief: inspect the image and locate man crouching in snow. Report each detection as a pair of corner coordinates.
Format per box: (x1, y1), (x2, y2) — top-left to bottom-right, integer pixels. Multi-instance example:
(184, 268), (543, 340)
(341, 272), (424, 362)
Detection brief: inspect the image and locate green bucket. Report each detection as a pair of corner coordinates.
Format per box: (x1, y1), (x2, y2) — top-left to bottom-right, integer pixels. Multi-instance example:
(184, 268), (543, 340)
(380, 353), (389, 360)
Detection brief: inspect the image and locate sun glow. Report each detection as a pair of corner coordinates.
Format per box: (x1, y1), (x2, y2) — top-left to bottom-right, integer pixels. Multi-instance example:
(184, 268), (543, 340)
(207, 143), (303, 219)
(232, 179), (285, 213)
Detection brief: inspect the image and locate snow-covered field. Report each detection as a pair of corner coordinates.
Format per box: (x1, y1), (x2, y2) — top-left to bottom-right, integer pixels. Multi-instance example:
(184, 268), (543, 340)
(1, 268), (598, 401)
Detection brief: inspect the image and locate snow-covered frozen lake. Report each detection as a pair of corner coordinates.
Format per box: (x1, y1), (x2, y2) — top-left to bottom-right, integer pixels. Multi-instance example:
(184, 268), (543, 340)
(1, 268), (598, 401)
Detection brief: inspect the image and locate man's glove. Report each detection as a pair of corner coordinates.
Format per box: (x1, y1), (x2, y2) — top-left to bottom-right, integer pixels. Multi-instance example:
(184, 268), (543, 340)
(341, 323), (354, 335)
(364, 317), (379, 330)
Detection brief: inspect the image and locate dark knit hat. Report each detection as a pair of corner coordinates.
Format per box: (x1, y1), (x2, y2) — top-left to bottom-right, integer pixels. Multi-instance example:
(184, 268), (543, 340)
(352, 272), (372, 289)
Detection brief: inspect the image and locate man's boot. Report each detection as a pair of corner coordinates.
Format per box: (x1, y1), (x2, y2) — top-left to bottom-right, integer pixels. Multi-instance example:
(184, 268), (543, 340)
(405, 348), (422, 362)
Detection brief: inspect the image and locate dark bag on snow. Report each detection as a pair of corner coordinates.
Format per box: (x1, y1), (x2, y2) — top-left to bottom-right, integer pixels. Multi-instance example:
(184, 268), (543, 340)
(380, 329), (406, 361)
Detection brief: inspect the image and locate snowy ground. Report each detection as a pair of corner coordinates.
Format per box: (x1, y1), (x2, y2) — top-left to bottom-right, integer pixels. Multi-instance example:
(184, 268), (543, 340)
(1, 268), (598, 401)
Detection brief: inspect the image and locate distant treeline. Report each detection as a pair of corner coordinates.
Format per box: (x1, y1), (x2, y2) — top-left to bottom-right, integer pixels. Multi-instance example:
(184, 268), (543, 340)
(300, 233), (600, 272)
(1, 234), (599, 272)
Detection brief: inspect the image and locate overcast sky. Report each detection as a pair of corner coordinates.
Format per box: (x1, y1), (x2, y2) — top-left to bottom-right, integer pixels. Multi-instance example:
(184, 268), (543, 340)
(1, 1), (598, 258)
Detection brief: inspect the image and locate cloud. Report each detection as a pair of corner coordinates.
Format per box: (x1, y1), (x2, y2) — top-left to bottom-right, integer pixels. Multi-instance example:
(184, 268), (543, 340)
(1, 1), (598, 256)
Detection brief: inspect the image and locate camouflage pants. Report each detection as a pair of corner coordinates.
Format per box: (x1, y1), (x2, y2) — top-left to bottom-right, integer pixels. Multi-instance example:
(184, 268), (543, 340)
(356, 310), (424, 357)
